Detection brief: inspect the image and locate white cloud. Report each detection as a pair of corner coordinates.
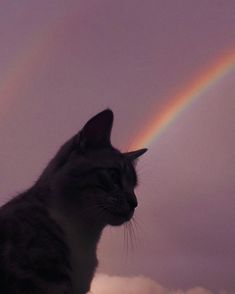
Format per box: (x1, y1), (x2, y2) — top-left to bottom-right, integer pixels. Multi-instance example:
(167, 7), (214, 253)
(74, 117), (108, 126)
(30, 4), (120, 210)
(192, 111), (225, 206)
(90, 274), (229, 294)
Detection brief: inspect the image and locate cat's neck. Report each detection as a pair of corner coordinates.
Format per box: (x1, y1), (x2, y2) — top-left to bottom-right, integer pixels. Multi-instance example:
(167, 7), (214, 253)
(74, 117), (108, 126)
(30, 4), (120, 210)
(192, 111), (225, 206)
(48, 203), (103, 252)
(32, 182), (103, 250)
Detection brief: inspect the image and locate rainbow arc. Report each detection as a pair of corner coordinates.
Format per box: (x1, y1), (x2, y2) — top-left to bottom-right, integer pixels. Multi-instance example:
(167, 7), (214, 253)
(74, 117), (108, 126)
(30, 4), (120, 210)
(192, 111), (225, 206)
(130, 50), (235, 149)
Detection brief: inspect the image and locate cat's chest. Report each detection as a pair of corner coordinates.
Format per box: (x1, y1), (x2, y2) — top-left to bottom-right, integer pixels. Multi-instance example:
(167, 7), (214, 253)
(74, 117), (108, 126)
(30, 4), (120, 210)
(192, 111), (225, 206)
(50, 210), (98, 293)
(65, 226), (98, 293)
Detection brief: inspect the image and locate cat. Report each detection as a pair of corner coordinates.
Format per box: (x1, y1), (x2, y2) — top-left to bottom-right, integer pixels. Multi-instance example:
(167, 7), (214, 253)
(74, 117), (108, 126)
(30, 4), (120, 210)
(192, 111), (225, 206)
(0, 109), (147, 294)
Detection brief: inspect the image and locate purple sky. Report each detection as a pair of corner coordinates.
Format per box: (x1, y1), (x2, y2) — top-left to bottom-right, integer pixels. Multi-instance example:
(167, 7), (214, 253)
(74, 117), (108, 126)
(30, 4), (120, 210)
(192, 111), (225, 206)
(0, 1), (234, 293)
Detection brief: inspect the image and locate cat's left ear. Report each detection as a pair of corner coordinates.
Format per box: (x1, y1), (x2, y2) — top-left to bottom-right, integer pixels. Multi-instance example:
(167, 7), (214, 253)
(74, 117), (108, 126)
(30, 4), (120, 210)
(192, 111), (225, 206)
(77, 109), (113, 149)
(124, 148), (148, 162)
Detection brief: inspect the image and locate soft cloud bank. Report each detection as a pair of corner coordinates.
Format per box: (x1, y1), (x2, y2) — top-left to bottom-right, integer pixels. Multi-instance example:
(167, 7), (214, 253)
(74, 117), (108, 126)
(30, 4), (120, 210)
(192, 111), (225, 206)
(90, 274), (229, 294)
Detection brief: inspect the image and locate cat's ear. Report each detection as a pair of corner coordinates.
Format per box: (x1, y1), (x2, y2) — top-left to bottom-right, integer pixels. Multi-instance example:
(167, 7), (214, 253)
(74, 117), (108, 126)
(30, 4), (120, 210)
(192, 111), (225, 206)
(124, 148), (148, 162)
(76, 109), (114, 149)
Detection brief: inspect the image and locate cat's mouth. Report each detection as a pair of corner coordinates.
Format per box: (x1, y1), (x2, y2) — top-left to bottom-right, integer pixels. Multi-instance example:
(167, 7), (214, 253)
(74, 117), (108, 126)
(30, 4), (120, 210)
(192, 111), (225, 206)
(106, 207), (135, 226)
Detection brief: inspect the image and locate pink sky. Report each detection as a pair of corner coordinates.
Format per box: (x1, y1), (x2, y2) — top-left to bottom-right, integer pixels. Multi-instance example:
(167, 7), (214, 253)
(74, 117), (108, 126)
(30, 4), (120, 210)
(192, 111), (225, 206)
(0, 1), (234, 293)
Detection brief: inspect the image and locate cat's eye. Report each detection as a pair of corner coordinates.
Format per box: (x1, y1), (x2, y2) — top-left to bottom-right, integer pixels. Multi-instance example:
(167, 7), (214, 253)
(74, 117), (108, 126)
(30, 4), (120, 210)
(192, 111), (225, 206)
(109, 168), (121, 186)
(96, 168), (121, 190)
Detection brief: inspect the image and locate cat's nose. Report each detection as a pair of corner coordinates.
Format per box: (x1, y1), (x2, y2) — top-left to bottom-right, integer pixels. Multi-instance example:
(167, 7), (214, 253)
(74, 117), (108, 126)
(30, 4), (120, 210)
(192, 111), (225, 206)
(127, 193), (138, 208)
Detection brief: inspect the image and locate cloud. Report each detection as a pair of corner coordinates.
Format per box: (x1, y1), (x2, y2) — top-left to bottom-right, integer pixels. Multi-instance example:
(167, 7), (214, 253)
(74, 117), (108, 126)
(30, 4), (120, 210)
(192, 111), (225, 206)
(90, 274), (229, 294)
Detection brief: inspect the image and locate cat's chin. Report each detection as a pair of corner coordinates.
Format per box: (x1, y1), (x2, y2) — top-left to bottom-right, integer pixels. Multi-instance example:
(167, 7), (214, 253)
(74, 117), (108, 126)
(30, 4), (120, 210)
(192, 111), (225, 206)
(107, 209), (134, 226)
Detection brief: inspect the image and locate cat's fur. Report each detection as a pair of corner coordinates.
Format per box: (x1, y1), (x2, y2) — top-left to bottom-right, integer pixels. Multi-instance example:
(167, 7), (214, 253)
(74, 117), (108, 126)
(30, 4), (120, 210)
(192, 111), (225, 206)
(0, 109), (147, 294)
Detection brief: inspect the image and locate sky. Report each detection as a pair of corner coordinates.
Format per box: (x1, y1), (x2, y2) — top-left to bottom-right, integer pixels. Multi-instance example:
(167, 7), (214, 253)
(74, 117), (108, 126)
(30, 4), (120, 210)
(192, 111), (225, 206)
(0, 1), (234, 293)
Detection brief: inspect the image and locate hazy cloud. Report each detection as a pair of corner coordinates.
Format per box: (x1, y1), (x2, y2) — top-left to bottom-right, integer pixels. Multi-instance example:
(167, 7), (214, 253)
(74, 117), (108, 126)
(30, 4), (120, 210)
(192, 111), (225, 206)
(90, 274), (229, 294)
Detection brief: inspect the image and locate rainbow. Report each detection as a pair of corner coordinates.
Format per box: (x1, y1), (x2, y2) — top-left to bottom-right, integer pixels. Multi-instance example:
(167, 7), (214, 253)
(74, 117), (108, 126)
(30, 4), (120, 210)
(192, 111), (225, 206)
(0, 7), (78, 120)
(130, 50), (235, 150)
(0, 28), (55, 119)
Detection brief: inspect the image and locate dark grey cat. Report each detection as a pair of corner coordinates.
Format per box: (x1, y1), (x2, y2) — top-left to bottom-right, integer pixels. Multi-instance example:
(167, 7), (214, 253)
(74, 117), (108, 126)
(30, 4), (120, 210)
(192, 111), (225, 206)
(0, 109), (147, 294)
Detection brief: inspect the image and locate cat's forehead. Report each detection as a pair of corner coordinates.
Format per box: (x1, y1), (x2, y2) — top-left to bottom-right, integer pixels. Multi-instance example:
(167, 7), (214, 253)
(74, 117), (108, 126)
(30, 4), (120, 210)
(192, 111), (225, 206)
(70, 147), (134, 171)
(86, 148), (125, 166)
(75, 148), (132, 170)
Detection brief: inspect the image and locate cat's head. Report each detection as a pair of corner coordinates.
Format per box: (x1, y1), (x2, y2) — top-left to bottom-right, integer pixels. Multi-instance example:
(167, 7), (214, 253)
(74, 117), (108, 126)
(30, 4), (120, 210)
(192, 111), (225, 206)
(42, 109), (147, 226)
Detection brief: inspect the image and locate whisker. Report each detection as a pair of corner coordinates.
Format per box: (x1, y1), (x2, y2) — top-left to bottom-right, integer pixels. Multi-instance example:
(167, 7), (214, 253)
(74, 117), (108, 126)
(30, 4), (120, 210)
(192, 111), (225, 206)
(132, 216), (141, 234)
(124, 222), (130, 259)
(128, 221), (135, 252)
